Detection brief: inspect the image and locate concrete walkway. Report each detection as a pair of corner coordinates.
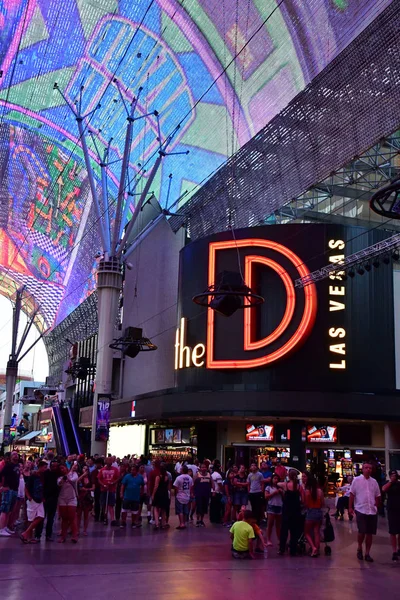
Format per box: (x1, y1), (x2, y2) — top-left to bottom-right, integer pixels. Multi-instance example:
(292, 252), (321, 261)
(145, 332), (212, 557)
(0, 514), (398, 600)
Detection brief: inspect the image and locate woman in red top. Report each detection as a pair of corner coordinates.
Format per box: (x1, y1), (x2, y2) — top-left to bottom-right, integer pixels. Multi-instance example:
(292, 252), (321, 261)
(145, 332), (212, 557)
(302, 473), (325, 557)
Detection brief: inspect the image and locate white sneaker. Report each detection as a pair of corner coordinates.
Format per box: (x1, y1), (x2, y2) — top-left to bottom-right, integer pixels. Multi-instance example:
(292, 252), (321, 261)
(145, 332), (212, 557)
(5, 528), (15, 535)
(0, 529), (11, 537)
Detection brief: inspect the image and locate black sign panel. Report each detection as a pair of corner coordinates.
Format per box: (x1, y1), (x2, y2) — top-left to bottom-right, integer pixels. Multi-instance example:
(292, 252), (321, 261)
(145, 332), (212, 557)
(176, 224), (395, 394)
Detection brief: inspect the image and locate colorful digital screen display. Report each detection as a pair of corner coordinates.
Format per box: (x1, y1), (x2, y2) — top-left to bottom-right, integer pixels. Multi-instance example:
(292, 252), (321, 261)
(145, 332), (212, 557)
(95, 395), (111, 442)
(307, 425), (338, 443)
(246, 424), (274, 442)
(0, 1), (390, 326)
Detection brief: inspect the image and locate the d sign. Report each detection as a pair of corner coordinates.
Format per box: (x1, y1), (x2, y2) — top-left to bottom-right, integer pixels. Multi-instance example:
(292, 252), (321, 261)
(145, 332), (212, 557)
(206, 239), (318, 369)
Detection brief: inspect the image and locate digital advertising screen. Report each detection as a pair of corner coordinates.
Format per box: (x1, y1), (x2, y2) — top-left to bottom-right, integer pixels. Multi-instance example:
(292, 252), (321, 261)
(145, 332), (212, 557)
(0, 1), (390, 327)
(307, 425), (338, 444)
(246, 424), (274, 442)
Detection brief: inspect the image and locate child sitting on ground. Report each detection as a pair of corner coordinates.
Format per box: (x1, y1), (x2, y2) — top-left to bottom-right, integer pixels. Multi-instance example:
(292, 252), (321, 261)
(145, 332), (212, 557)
(230, 510), (255, 559)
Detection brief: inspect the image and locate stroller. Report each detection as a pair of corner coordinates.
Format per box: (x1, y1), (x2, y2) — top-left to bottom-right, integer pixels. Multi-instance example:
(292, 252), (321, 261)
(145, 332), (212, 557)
(297, 510), (335, 556)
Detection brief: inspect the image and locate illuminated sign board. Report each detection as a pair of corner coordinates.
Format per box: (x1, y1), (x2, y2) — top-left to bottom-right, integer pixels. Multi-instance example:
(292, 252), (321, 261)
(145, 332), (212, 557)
(207, 239), (317, 369)
(176, 224), (395, 395)
(328, 239), (347, 370)
(175, 237), (317, 370)
(246, 424), (274, 442)
(307, 425), (338, 444)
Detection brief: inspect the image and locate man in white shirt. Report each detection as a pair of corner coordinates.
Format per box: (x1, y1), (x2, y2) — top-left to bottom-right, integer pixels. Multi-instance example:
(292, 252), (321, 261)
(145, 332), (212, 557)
(173, 466), (193, 530)
(210, 467), (224, 523)
(349, 462), (381, 562)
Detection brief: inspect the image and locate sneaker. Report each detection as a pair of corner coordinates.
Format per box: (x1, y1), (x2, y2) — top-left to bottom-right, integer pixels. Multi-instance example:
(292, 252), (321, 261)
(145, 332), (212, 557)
(357, 549), (363, 560)
(120, 522), (126, 528)
(149, 519), (155, 525)
(392, 552), (398, 562)
(0, 528), (11, 537)
(5, 528), (15, 535)
(365, 555), (374, 563)
(195, 522), (201, 527)
(200, 521), (205, 527)
(110, 520), (118, 527)
(131, 525), (137, 529)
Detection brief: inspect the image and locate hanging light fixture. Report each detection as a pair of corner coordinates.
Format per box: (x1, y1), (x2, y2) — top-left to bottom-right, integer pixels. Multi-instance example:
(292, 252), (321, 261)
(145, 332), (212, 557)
(109, 327), (157, 358)
(370, 177), (400, 218)
(193, 270), (264, 317)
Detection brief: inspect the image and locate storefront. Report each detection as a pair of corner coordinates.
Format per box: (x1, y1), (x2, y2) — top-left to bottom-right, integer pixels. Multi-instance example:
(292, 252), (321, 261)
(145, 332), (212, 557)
(15, 430), (44, 455)
(124, 223), (400, 469)
(148, 425), (197, 463)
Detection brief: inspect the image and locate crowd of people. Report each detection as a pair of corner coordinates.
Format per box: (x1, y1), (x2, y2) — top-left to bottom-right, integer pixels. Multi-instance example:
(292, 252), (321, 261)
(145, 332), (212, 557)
(0, 450), (399, 562)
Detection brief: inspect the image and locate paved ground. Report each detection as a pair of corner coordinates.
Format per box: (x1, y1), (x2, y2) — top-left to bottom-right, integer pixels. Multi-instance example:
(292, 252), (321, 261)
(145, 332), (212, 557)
(0, 512), (398, 600)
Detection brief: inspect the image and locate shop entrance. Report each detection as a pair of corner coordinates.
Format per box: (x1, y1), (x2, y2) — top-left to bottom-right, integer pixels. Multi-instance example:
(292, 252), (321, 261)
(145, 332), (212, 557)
(226, 445), (290, 469)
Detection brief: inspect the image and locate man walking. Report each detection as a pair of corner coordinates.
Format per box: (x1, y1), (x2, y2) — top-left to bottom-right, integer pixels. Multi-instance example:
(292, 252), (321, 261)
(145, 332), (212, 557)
(21, 460), (48, 543)
(349, 461), (381, 562)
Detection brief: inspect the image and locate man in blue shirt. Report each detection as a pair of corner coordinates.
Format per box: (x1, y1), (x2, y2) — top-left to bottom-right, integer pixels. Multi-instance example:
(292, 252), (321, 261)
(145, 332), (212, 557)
(120, 465), (144, 528)
(260, 461), (273, 483)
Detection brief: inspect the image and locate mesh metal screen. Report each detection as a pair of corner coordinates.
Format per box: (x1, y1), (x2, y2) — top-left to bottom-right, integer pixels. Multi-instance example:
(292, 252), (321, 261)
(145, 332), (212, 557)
(44, 292), (98, 382)
(170, 1), (400, 240)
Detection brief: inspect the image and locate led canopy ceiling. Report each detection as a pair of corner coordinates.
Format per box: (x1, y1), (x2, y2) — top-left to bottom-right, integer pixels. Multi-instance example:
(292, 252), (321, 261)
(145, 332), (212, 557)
(0, 0), (391, 327)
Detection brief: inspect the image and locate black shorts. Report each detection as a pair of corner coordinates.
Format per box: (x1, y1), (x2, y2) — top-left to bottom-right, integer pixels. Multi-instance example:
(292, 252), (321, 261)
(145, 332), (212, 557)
(122, 500), (140, 513)
(388, 511), (400, 535)
(100, 491), (116, 507)
(355, 510), (378, 535)
(195, 496), (209, 515)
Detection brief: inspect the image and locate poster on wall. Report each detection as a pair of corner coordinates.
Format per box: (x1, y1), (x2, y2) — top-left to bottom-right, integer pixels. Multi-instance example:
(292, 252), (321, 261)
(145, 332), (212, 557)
(246, 424), (274, 442)
(165, 429), (174, 443)
(173, 429), (182, 443)
(95, 395), (111, 442)
(155, 429), (165, 443)
(307, 425), (337, 443)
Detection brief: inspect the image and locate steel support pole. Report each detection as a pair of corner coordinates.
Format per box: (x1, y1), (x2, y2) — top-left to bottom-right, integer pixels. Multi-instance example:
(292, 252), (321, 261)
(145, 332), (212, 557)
(111, 110), (135, 254)
(3, 288), (23, 448)
(3, 359), (18, 448)
(116, 154), (162, 256)
(90, 257), (122, 455)
(77, 117), (108, 251)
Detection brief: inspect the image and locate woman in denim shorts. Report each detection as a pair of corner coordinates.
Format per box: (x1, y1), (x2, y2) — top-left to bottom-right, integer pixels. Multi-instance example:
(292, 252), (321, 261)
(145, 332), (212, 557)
(265, 474), (284, 546)
(303, 473), (325, 557)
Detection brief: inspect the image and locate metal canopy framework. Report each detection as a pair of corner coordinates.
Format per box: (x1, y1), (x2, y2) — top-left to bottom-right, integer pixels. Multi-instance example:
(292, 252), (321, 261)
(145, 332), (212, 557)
(271, 132), (400, 229)
(170, 1), (400, 240)
(0, 0), (393, 328)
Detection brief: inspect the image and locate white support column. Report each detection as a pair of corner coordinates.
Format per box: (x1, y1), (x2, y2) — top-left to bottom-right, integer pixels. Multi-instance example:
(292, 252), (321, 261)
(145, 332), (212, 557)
(3, 360), (18, 448)
(384, 423), (392, 473)
(91, 257), (122, 455)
